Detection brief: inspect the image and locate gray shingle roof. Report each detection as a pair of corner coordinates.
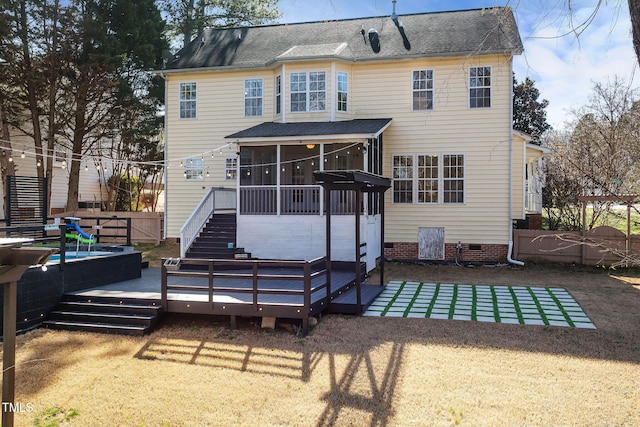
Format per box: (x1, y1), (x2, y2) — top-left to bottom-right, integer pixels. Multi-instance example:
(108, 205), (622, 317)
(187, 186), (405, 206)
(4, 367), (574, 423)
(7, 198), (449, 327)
(165, 8), (522, 71)
(226, 119), (392, 139)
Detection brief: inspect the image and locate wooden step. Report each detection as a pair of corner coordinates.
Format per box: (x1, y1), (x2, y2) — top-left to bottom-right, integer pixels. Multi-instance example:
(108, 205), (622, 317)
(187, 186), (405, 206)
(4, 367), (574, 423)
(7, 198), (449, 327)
(42, 320), (148, 336)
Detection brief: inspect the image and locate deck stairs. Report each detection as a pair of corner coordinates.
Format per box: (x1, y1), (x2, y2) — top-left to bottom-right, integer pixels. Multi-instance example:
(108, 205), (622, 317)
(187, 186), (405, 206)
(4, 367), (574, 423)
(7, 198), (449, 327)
(43, 294), (162, 336)
(184, 213), (251, 261)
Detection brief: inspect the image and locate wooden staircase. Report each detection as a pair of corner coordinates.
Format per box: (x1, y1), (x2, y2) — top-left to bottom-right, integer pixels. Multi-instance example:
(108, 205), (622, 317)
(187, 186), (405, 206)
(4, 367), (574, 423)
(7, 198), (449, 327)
(43, 295), (162, 336)
(184, 213), (251, 260)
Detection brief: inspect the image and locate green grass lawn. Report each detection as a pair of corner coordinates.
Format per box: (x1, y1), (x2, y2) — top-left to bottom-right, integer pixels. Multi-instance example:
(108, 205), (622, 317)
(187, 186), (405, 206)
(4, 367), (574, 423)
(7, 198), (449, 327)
(543, 206), (640, 234)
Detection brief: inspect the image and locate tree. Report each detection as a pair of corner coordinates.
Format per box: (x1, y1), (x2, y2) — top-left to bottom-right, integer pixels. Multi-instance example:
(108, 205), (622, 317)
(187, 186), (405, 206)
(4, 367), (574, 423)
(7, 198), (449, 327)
(161, 0), (281, 47)
(513, 76), (552, 143)
(542, 77), (640, 230)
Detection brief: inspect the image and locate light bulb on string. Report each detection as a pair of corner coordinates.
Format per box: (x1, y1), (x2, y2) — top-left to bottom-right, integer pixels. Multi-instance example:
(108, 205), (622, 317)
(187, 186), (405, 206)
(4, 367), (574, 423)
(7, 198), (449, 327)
(20, 151), (25, 159)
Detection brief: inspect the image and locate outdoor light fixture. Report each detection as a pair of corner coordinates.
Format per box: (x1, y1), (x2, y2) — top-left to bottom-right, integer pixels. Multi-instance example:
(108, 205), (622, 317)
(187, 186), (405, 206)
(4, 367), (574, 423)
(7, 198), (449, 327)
(306, 144), (315, 149)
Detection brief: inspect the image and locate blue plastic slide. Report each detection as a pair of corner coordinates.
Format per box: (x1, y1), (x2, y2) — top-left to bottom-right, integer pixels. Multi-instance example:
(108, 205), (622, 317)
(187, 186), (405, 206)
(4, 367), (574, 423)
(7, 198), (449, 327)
(66, 223), (95, 241)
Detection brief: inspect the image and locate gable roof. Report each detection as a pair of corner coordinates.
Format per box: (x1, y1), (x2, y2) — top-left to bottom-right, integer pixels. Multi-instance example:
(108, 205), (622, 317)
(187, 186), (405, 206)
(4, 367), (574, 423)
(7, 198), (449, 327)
(164, 7), (522, 72)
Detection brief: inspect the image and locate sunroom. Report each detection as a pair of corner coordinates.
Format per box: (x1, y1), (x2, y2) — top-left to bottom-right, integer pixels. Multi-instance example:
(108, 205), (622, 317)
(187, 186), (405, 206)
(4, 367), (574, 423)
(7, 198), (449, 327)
(225, 119), (391, 270)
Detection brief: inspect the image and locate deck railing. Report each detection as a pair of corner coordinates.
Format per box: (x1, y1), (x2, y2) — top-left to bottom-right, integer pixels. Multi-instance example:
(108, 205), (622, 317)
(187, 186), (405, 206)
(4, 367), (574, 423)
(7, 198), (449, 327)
(161, 256), (327, 335)
(239, 185), (359, 215)
(180, 188), (236, 257)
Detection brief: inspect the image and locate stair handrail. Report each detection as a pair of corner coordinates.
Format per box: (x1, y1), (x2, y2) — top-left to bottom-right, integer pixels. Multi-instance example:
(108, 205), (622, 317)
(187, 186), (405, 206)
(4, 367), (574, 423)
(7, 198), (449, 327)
(179, 187), (236, 258)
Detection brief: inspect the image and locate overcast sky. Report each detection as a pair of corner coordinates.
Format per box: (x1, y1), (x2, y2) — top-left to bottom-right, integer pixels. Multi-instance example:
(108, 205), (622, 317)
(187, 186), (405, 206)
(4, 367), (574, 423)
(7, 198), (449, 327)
(276, 0), (638, 129)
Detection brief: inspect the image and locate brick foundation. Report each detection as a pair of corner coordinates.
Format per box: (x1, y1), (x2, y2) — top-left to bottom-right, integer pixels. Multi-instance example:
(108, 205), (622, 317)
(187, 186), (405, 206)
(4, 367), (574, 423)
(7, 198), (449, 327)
(384, 242), (508, 263)
(526, 213), (543, 230)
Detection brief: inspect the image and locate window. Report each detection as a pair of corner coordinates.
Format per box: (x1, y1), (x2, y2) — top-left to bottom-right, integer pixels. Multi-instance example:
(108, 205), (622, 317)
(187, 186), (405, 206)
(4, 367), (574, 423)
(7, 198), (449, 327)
(53, 149), (67, 168)
(469, 66), (491, 108)
(179, 82), (197, 118)
(392, 153), (465, 204)
(290, 71), (326, 112)
(244, 79), (263, 116)
(417, 155), (438, 203)
(443, 154), (464, 203)
(225, 157), (237, 180)
(275, 75), (282, 115)
(184, 157), (204, 180)
(337, 72), (348, 112)
(412, 70), (433, 110)
(392, 155), (413, 203)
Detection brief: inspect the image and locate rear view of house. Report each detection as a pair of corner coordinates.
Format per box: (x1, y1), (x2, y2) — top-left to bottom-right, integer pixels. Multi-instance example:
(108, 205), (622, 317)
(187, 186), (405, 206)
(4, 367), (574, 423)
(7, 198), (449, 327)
(160, 7), (542, 267)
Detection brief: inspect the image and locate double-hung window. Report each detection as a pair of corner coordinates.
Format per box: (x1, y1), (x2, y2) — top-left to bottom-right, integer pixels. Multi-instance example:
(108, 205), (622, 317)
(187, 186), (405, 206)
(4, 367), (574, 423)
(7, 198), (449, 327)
(275, 75), (282, 115)
(392, 154), (465, 204)
(290, 71), (326, 112)
(417, 155), (438, 203)
(392, 155), (414, 203)
(443, 154), (464, 203)
(244, 78), (263, 116)
(225, 157), (237, 180)
(412, 70), (434, 110)
(184, 157), (204, 180)
(179, 82), (197, 119)
(337, 72), (348, 112)
(469, 66), (491, 108)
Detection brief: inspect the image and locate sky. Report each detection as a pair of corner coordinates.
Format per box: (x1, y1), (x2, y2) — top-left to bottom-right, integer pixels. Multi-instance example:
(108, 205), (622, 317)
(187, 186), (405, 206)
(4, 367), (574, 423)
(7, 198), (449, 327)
(276, 0), (638, 129)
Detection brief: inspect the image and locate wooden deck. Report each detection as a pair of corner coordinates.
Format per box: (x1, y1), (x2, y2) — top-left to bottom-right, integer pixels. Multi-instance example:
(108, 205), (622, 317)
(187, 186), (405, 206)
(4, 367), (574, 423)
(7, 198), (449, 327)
(161, 257), (371, 335)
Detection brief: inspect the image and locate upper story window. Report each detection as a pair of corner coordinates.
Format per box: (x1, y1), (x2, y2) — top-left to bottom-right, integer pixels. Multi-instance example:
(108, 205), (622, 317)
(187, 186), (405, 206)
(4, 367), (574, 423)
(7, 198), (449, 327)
(337, 72), (348, 112)
(392, 155), (414, 203)
(290, 71), (326, 112)
(244, 78), (263, 116)
(412, 70), (434, 110)
(469, 66), (491, 108)
(179, 82), (197, 119)
(275, 75), (282, 115)
(184, 157), (204, 180)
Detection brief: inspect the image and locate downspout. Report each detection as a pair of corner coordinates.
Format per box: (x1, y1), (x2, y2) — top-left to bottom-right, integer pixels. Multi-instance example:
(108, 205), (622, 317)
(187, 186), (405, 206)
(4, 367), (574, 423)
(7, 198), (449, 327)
(507, 59), (524, 266)
(161, 72), (169, 241)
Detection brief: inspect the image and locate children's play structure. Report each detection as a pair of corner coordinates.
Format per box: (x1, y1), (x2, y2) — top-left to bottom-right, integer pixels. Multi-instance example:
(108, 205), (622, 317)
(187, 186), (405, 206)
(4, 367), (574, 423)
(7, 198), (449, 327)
(64, 217), (95, 246)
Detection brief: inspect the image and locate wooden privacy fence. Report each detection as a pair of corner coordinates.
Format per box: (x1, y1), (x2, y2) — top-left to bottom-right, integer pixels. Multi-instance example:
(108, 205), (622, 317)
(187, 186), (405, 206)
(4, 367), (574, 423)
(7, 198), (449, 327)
(513, 226), (640, 266)
(59, 211), (164, 244)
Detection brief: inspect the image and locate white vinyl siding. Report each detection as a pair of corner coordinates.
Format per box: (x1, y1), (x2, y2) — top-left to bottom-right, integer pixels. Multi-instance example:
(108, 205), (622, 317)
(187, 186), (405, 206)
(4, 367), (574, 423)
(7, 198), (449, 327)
(412, 69), (434, 110)
(469, 66), (491, 108)
(337, 71), (348, 112)
(244, 78), (263, 116)
(179, 82), (197, 118)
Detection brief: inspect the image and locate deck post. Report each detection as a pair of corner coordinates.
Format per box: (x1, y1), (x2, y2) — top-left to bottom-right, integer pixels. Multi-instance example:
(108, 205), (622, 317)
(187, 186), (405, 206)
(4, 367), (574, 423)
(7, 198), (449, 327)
(252, 263), (258, 310)
(355, 189), (362, 314)
(161, 261), (168, 309)
(379, 189), (385, 287)
(2, 281), (17, 427)
(303, 260), (311, 336)
(324, 186), (332, 301)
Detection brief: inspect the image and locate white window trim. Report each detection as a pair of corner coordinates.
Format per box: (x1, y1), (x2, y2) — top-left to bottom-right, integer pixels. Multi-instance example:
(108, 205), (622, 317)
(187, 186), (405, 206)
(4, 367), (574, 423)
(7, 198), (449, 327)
(416, 154), (439, 204)
(442, 153), (465, 204)
(392, 153), (466, 205)
(179, 82), (198, 119)
(392, 154), (414, 204)
(411, 69), (434, 111)
(290, 71), (327, 113)
(53, 149), (67, 168)
(244, 78), (263, 117)
(275, 75), (282, 115)
(337, 71), (348, 112)
(225, 157), (238, 180)
(469, 66), (491, 109)
(184, 157), (204, 181)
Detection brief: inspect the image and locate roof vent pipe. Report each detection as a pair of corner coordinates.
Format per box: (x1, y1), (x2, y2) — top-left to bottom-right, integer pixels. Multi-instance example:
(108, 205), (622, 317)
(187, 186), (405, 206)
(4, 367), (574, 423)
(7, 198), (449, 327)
(391, 0), (397, 21)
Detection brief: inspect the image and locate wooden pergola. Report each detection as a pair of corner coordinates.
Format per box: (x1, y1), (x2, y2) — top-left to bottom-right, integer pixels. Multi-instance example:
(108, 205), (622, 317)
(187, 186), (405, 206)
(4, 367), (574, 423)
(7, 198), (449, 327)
(313, 170), (391, 313)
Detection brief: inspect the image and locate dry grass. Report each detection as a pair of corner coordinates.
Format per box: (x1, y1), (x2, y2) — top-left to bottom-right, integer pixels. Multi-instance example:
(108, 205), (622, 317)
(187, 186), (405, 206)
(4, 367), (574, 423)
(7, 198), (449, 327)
(4, 262), (640, 426)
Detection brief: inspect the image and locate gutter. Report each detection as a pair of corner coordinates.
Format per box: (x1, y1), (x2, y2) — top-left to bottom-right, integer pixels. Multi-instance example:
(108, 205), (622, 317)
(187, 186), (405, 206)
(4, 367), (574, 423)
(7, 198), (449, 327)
(507, 59), (524, 266)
